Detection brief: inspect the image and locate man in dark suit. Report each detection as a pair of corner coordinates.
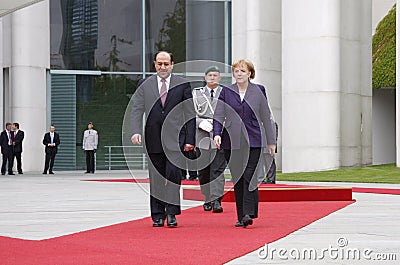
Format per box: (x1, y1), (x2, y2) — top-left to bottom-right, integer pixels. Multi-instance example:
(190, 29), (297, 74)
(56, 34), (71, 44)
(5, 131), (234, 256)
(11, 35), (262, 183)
(12, 122), (24, 174)
(131, 51), (196, 228)
(42, 125), (60, 174)
(0, 123), (15, 175)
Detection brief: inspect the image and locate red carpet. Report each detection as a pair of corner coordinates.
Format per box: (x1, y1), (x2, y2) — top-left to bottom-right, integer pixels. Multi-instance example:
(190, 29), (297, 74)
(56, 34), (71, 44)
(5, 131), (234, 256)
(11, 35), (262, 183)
(352, 187), (400, 195)
(0, 201), (353, 265)
(87, 179), (400, 196)
(86, 179), (353, 201)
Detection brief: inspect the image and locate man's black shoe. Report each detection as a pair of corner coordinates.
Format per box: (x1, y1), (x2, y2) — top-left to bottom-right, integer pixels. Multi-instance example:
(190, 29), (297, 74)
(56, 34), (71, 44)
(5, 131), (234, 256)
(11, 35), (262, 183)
(18, 172), (23, 174)
(49, 171), (54, 174)
(42, 172), (47, 174)
(235, 221), (244, 227)
(242, 215), (253, 227)
(152, 219), (164, 227)
(212, 200), (223, 213)
(8, 173), (15, 175)
(203, 202), (212, 211)
(167, 215), (177, 227)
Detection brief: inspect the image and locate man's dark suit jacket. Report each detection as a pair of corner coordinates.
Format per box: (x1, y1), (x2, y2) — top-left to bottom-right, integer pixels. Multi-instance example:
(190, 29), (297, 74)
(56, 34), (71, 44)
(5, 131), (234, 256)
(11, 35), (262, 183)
(131, 74), (196, 153)
(43, 132), (60, 153)
(13, 130), (24, 153)
(0, 130), (14, 155)
(213, 82), (276, 150)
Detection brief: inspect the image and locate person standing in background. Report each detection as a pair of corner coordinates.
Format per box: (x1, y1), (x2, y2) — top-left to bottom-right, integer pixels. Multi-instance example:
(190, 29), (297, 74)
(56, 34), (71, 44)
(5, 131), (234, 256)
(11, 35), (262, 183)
(83, 122), (98, 174)
(42, 125), (60, 174)
(12, 123), (24, 174)
(0, 123), (15, 175)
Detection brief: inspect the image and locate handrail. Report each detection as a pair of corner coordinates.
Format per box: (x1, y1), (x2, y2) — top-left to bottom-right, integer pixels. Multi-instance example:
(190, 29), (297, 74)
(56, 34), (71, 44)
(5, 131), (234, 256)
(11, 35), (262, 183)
(104, 145), (147, 170)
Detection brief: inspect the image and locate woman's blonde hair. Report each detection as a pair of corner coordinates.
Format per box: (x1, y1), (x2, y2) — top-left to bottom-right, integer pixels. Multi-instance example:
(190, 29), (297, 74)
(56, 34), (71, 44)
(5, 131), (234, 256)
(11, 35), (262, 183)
(232, 59), (255, 79)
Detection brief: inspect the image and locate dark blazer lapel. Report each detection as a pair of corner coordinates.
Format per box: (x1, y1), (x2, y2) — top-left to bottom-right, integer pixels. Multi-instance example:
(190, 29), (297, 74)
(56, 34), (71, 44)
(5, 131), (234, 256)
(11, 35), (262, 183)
(231, 83), (242, 104)
(148, 75), (161, 106)
(244, 82), (257, 104)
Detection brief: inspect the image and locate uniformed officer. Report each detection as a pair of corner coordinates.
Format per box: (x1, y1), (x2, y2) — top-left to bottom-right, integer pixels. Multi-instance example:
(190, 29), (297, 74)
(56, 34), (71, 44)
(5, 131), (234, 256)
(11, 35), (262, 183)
(83, 122), (98, 173)
(193, 66), (227, 213)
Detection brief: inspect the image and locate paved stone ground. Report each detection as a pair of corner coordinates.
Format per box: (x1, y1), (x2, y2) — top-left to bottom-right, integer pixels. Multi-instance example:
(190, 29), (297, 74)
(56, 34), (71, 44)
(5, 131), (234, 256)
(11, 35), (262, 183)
(0, 170), (399, 264)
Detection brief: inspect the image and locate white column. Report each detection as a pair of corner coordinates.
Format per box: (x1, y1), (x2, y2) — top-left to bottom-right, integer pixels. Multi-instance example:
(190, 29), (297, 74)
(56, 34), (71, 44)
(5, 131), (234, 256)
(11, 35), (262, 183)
(339, 0), (372, 167)
(282, 0), (341, 173)
(10, 0), (49, 172)
(0, 15), (13, 127)
(0, 18), (3, 128)
(282, 0), (372, 173)
(232, 0), (282, 169)
(360, 0), (373, 165)
(397, 0), (400, 167)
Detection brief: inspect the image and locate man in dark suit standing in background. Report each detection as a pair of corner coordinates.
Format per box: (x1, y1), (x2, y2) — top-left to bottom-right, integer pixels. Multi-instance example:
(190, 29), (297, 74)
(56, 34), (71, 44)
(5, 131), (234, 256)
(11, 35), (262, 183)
(131, 51), (196, 228)
(0, 123), (15, 175)
(42, 125), (60, 174)
(12, 122), (24, 174)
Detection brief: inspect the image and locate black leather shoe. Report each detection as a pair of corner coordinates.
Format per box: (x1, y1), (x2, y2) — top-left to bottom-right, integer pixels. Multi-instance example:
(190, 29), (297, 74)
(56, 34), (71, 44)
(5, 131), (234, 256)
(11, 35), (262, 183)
(242, 215), (253, 227)
(235, 221), (244, 227)
(167, 215), (177, 227)
(212, 200), (223, 213)
(8, 173), (15, 175)
(49, 171), (54, 174)
(152, 219), (164, 227)
(203, 202), (212, 211)
(84, 171), (90, 174)
(42, 172), (47, 174)
(18, 172), (23, 174)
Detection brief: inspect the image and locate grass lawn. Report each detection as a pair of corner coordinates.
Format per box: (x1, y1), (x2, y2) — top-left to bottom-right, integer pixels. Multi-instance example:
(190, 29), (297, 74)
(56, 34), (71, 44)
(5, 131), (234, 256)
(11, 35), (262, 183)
(276, 163), (400, 184)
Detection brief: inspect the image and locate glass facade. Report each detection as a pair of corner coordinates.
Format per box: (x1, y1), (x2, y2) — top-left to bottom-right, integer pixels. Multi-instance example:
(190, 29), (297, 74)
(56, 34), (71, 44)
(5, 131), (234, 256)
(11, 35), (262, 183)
(49, 0), (231, 170)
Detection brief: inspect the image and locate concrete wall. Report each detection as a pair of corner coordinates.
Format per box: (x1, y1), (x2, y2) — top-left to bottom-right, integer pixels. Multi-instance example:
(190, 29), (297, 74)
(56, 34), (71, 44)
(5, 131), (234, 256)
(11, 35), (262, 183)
(0, 0), (49, 172)
(397, 0), (400, 167)
(372, 88), (396, 164)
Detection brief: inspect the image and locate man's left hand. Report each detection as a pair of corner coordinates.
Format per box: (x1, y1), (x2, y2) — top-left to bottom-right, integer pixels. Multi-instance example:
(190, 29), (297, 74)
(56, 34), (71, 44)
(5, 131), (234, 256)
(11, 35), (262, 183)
(268, 144), (276, 156)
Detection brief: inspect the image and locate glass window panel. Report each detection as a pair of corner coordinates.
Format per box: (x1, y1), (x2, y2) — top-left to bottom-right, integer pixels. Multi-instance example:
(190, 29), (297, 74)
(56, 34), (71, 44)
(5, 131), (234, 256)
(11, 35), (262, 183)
(50, 0), (142, 72)
(186, 0), (229, 63)
(145, 0), (186, 71)
(75, 74), (141, 169)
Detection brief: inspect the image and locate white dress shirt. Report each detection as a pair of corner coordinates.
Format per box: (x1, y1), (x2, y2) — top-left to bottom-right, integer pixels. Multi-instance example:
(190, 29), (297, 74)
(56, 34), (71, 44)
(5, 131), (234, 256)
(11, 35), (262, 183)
(157, 75), (171, 93)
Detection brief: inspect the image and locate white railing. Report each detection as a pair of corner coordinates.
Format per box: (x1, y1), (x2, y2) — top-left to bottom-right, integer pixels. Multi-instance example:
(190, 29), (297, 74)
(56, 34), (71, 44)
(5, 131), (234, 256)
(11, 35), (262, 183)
(104, 145), (147, 170)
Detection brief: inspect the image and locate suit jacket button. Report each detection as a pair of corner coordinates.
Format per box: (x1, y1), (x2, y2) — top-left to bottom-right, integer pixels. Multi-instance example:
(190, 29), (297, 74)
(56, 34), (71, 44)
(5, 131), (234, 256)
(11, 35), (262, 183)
(161, 111), (165, 114)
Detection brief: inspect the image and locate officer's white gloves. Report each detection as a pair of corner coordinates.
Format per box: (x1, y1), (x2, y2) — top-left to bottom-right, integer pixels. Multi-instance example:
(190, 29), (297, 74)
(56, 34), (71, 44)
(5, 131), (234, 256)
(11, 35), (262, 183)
(199, 119), (213, 132)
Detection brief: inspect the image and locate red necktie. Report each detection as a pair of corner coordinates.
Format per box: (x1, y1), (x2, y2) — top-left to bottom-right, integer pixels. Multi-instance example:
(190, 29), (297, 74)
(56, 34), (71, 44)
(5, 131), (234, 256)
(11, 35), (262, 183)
(160, 79), (167, 107)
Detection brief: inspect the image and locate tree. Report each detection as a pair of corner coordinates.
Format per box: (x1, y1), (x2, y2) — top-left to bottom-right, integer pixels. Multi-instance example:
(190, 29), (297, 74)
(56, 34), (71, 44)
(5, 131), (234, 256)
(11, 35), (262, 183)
(372, 4), (396, 89)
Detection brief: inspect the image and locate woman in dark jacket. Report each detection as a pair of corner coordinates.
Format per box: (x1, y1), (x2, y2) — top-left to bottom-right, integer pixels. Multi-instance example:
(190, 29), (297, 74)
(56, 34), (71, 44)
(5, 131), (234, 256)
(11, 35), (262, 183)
(213, 59), (276, 227)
